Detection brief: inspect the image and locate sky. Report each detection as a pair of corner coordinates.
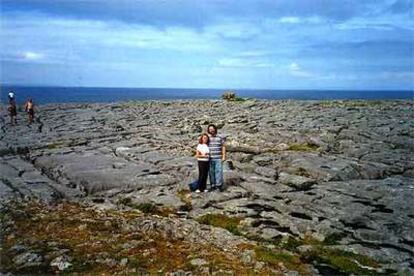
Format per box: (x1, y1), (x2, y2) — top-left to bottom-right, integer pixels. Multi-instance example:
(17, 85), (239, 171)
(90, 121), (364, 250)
(0, 0), (413, 90)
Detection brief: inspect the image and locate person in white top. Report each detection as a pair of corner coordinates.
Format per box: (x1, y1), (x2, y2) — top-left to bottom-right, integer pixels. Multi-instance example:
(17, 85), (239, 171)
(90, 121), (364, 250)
(8, 91), (15, 104)
(195, 133), (210, 193)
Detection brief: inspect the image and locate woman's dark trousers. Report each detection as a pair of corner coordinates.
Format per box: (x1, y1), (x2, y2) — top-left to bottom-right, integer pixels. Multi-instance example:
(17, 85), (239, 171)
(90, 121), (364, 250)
(198, 161), (209, 191)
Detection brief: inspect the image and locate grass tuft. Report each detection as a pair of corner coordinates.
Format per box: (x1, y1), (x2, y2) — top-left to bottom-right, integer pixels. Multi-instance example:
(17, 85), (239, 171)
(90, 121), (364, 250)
(196, 214), (242, 236)
(117, 198), (172, 216)
(303, 247), (380, 275)
(176, 190), (193, 211)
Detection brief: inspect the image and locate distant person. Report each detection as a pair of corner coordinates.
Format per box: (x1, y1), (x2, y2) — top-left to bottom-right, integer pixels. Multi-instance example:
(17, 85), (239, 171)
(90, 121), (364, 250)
(24, 98), (35, 124)
(8, 101), (17, 125)
(195, 133), (210, 193)
(8, 91), (15, 104)
(207, 124), (226, 191)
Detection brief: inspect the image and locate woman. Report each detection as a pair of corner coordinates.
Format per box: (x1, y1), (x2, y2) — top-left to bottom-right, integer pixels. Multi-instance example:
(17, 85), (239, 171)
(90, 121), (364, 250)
(195, 133), (210, 193)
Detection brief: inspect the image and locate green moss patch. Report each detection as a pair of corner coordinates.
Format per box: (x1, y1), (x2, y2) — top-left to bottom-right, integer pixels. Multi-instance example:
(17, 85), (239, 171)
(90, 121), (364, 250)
(46, 142), (65, 149)
(0, 148), (15, 157)
(117, 198), (173, 216)
(196, 214), (242, 236)
(279, 236), (304, 251)
(255, 247), (309, 274)
(302, 247), (380, 275)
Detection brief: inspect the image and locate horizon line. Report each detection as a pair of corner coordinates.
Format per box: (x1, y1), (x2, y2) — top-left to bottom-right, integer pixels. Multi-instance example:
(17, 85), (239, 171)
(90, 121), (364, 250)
(1, 84), (413, 92)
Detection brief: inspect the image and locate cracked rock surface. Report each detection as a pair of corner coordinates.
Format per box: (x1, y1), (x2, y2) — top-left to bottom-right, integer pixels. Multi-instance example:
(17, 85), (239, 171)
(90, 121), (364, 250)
(1, 99), (413, 274)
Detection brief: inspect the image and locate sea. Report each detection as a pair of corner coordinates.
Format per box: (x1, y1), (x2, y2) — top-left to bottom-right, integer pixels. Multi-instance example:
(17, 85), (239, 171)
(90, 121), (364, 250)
(1, 85), (412, 105)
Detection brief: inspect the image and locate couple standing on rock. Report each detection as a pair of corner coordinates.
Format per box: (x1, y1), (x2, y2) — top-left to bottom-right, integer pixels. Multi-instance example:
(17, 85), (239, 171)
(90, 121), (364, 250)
(195, 124), (226, 193)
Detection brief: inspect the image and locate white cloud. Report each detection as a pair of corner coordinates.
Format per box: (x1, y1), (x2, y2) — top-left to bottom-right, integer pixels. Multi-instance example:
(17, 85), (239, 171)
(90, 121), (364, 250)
(289, 62), (300, 71)
(21, 51), (44, 60)
(288, 62), (313, 77)
(278, 17), (301, 24)
(0, 13), (223, 67)
(218, 58), (248, 67)
(0, 50), (47, 63)
(334, 15), (414, 31)
(277, 16), (324, 25)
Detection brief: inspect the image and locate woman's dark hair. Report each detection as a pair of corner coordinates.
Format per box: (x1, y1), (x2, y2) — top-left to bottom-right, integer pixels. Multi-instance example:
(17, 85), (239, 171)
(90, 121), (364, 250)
(207, 124), (217, 134)
(199, 133), (209, 144)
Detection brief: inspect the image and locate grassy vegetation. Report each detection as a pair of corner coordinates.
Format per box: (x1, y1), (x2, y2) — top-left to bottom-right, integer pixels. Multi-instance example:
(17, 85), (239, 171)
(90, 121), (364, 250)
(1, 200), (384, 275)
(320, 232), (347, 246)
(176, 189), (193, 211)
(1, 201), (269, 275)
(234, 97), (248, 102)
(46, 142), (65, 149)
(255, 247), (307, 272)
(276, 234), (381, 275)
(0, 148), (15, 157)
(221, 91), (249, 102)
(243, 228), (379, 275)
(196, 213), (243, 236)
(289, 167), (313, 178)
(195, 213), (381, 274)
(278, 236), (305, 251)
(303, 247), (380, 275)
(117, 197), (173, 216)
(45, 139), (88, 150)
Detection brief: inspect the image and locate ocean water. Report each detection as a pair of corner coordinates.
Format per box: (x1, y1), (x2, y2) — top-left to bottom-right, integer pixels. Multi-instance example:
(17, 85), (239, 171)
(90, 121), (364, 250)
(1, 85), (412, 105)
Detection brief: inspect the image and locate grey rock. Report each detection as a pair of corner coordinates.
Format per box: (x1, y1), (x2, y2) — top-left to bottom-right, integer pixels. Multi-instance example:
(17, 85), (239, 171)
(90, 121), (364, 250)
(13, 252), (43, 268)
(1, 100), (413, 274)
(224, 171), (244, 186)
(120, 258), (128, 266)
(241, 249), (255, 264)
(190, 258), (208, 266)
(169, 270), (191, 276)
(254, 166), (278, 180)
(278, 172), (316, 190)
(50, 255), (72, 271)
(284, 153), (361, 181)
(284, 271), (299, 276)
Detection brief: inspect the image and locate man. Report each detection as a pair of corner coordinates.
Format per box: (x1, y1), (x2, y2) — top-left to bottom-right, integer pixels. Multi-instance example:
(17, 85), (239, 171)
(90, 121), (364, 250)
(24, 98), (35, 124)
(207, 124), (226, 191)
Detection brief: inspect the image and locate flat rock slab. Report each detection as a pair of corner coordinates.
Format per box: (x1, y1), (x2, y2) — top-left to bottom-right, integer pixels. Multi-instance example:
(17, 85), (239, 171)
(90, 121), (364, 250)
(0, 156), (73, 202)
(34, 152), (177, 194)
(278, 172), (316, 190)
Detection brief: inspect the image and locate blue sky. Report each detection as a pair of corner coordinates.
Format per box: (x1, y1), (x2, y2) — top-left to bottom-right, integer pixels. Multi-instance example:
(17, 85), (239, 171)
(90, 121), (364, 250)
(0, 0), (413, 90)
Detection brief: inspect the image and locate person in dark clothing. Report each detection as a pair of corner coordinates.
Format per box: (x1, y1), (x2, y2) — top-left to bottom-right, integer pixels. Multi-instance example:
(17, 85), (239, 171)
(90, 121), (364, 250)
(8, 91), (15, 104)
(195, 133), (210, 193)
(8, 101), (17, 125)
